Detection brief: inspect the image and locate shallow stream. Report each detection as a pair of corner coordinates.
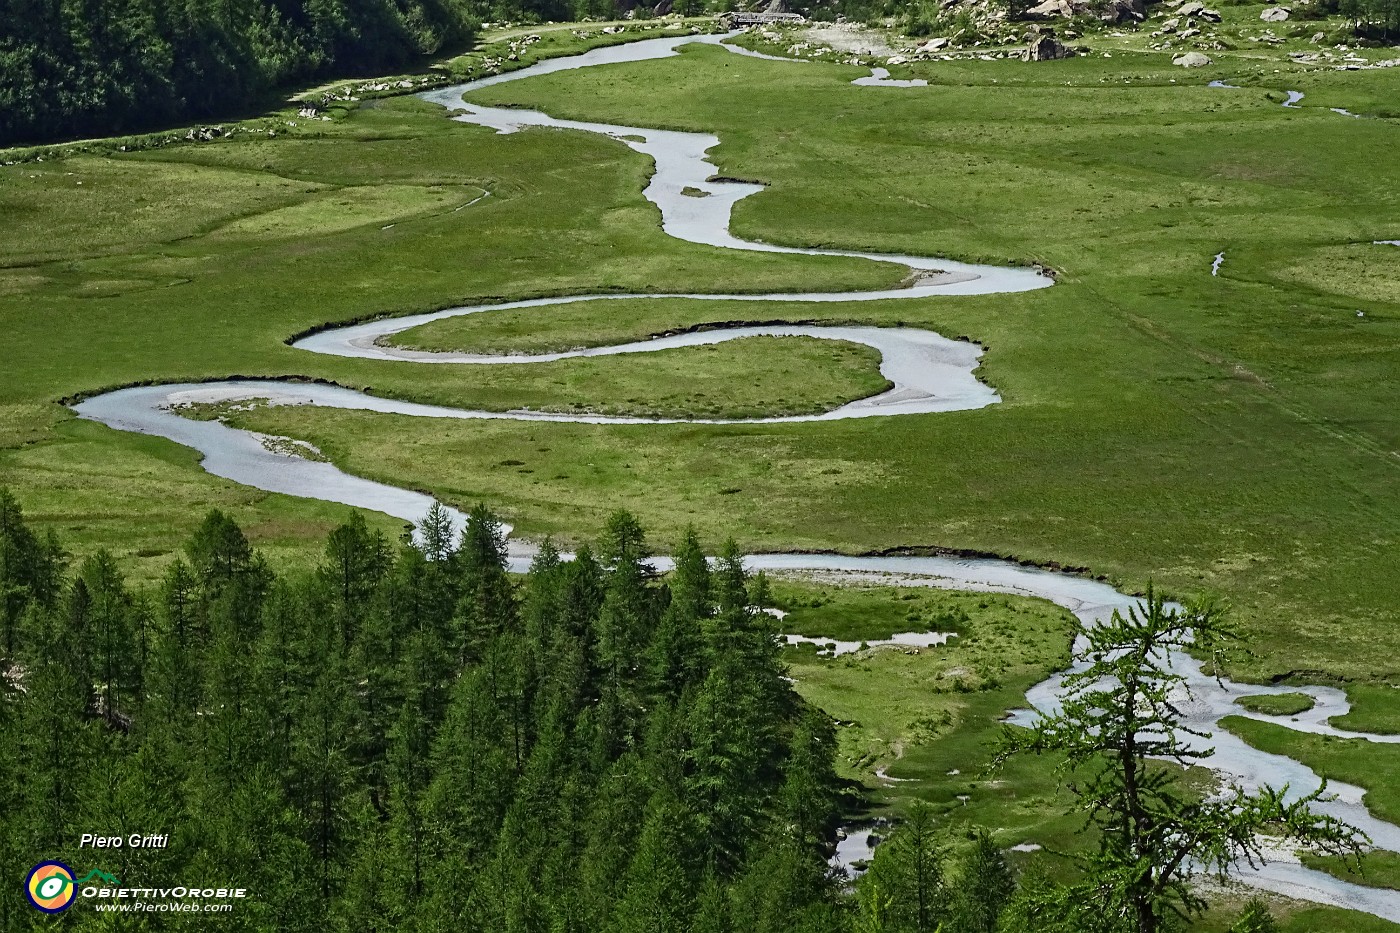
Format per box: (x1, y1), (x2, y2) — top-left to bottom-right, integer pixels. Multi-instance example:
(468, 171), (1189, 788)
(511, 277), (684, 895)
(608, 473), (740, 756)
(72, 32), (1400, 919)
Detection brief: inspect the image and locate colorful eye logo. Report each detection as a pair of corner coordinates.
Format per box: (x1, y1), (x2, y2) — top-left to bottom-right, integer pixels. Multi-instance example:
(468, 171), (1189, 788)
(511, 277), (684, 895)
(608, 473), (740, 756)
(26, 861), (76, 913)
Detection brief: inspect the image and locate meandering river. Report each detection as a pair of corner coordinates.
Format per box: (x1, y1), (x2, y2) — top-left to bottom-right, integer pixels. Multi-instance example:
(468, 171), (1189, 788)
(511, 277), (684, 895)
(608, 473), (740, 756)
(71, 32), (1400, 920)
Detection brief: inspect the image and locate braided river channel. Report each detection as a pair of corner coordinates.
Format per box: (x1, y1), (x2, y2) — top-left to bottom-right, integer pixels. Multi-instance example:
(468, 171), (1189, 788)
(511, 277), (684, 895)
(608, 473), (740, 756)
(72, 32), (1400, 920)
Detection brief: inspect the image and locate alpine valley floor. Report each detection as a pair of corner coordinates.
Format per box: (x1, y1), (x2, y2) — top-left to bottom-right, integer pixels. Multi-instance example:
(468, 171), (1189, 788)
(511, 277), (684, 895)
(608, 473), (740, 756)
(2, 16), (1399, 929)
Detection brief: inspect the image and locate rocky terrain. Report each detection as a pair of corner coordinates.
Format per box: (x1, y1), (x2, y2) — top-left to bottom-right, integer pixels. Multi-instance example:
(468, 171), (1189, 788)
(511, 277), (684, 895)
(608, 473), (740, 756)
(740, 4), (1399, 72)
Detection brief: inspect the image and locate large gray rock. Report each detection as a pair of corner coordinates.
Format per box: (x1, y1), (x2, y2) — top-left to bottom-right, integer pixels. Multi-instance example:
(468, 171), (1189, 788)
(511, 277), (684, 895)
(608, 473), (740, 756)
(1172, 50), (1212, 66)
(1260, 5), (1290, 19)
(1025, 0), (1083, 18)
(1100, 0), (1147, 22)
(1024, 35), (1075, 60)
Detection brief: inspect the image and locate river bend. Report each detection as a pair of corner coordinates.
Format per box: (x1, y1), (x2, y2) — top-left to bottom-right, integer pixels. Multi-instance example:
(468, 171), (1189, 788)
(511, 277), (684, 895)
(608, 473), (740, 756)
(70, 31), (1400, 920)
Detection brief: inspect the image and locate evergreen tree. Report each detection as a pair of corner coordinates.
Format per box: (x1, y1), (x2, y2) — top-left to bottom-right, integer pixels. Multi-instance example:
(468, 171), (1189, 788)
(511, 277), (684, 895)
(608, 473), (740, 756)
(691, 871), (734, 933)
(0, 497), (860, 933)
(1230, 897), (1280, 933)
(0, 0), (482, 146)
(79, 549), (137, 727)
(294, 657), (360, 908)
(996, 588), (1363, 932)
(593, 516), (660, 757)
(733, 830), (843, 933)
(17, 605), (96, 851)
(454, 502), (517, 663)
(859, 803), (947, 933)
(417, 500), (458, 563)
(684, 661), (765, 875)
(0, 487), (62, 658)
(320, 511), (390, 650)
(649, 527), (709, 699)
(425, 661), (515, 866)
(781, 708), (841, 852)
(950, 829), (1014, 933)
(609, 789), (695, 933)
(149, 556), (204, 726)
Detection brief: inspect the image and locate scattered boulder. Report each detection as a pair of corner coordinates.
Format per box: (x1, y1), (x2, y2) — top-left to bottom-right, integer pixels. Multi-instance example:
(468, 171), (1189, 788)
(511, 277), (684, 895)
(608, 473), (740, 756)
(1179, 27), (1200, 37)
(1173, 50), (1212, 66)
(1161, 16), (1180, 29)
(1100, 0), (1146, 22)
(1311, 31), (1326, 41)
(1024, 35), (1075, 60)
(1026, 0), (1076, 18)
(919, 37), (950, 51)
(653, 0), (673, 13)
(1260, 5), (1289, 19)
(1175, 0), (1219, 18)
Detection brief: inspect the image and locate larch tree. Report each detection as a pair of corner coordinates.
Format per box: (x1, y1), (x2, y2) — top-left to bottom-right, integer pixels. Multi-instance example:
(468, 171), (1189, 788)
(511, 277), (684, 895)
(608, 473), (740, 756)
(996, 587), (1363, 933)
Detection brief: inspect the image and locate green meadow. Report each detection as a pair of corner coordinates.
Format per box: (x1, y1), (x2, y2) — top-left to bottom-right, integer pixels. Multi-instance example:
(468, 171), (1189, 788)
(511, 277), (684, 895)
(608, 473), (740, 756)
(1236, 692), (1317, 716)
(1, 9), (1396, 675)
(2, 10), (1399, 923)
(206, 36), (1400, 686)
(774, 578), (1400, 928)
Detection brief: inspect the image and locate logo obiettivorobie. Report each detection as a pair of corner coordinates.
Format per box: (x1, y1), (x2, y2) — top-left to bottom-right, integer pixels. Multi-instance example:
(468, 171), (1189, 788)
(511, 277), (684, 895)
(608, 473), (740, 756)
(25, 861), (76, 913)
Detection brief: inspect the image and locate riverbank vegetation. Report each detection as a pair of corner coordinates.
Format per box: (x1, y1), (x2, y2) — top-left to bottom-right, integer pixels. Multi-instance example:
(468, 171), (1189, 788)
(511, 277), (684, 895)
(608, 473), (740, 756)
(1226, 716), (1400, 827)
(1235, 693), (1317, 716)
(2, 29), (1397, 675)
(3, 18), (1400, 922)
(773, 580), (1078, 785)
(0, 492), (1382, 931)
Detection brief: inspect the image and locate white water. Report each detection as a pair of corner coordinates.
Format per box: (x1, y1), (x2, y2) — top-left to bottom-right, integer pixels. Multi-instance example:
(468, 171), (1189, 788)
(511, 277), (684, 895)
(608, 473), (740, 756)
(71, 32), (1400, 918)
(297, 314), (1002, 422)
(782, 630), (956, 656)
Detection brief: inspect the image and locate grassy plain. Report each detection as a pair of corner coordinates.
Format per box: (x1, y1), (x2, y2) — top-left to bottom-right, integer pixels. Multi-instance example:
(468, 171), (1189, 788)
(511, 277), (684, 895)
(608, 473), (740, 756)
(2, 27), (1397, 921)
(1304, 850), (1400, 893)
(1236, 692), (1316, 716)
(1225, 716), (1400, 826)
(0, 32), (905, 574)
(0, 0), (1397, 763)
(773, 578), (1078, 785)
(385, 295), (883, 354)
(1332, 684), (1400, 735)
(222, 33), (1400, 685)
(1225, 714), (1400, 898)
(776, 579), (1400, 928)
